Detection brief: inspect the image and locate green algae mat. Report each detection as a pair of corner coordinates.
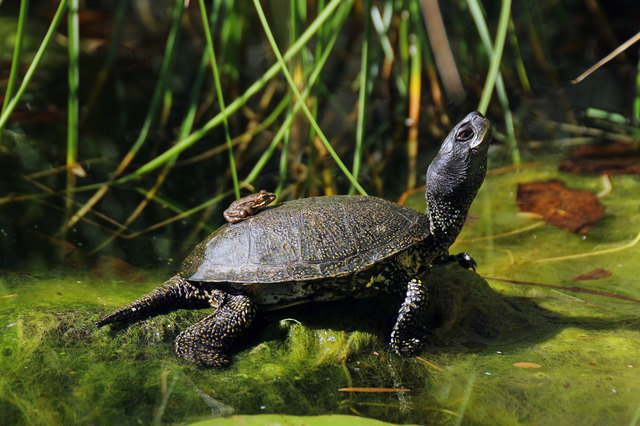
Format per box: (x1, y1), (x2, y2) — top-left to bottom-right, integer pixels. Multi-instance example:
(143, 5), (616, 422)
(2, 162), (640, 425)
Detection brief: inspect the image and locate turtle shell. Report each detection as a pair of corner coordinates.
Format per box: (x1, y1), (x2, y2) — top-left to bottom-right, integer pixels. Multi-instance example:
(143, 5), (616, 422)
(180, 195), (432, 283)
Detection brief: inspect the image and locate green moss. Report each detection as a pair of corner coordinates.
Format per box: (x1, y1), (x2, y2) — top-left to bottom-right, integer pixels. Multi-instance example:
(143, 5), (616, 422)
(2, 162), (640, 424)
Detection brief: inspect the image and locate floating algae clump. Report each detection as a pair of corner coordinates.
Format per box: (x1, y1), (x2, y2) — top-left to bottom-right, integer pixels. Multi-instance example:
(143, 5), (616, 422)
(1, 257), (640, 424)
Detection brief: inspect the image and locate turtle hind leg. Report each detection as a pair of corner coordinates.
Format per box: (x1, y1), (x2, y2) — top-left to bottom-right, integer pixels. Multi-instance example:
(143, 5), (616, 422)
(389, 277), (429, 356)
(96, 275), (210, 327)
(175, 291), (257, 368)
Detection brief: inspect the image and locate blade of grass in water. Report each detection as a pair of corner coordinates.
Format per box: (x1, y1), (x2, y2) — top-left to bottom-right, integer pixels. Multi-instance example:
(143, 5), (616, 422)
(475, 0), (510, 113)
(125, 2), (354, 238)
(508, 18), (531, 95)
(12, 2), (351, 209)
(0, 0), (67, 132)
(635, 54), (640, 128)
(0, 0), (29, 145)
(420, 0), (464, 102)
(80, 0), (127, 128)
(252, 0), (367, 195)
(406, 25), (422, 190)
(371, 3), (407, 97)
(349, 0), (371, 195)
(199, 0), (240, 199)
(468, 0), (520, 165)
(115, 51), (222, 241)
(64, 0), (79, 247)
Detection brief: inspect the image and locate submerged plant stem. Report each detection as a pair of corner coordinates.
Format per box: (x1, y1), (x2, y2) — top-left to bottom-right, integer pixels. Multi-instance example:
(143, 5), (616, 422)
(199, 0), (240, 199)
(64, 0), (80, 245)
(350, 0), (371, 195)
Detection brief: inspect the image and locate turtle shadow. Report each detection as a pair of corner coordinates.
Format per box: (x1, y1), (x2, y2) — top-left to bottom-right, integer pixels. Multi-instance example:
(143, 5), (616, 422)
(243, 262), (640, 356)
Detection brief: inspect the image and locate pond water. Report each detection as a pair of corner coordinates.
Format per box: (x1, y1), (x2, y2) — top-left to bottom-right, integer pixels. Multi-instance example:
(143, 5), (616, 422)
(2, 159), (639, 425)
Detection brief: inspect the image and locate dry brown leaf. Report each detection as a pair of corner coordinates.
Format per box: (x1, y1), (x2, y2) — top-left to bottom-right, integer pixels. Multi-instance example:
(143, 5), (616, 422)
(559, 142), (640, 176)
(572, 268), (612, 281)
(516, 180), (604, 234)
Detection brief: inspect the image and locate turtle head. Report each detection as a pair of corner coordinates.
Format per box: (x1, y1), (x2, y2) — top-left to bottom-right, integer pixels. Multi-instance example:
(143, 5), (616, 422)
(425, 111), (491, 247)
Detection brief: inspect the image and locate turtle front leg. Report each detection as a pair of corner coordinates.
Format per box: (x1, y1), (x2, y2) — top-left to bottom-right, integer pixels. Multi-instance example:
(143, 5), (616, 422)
(389, 277), (428, 356)
(175, 291), (257, 368)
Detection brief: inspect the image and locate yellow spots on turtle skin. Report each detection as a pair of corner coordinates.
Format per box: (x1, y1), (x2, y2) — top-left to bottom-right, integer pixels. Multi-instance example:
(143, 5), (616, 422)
(389, 276), (429, 356)
(365, 276), (375, 288)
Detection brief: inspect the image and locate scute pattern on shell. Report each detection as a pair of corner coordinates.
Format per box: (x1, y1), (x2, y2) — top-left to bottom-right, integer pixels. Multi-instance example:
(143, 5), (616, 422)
(180, 195), (432, 283)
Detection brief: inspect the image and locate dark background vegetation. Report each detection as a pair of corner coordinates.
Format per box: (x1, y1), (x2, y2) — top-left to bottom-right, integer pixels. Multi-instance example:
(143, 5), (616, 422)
(0, 0), (639, 269)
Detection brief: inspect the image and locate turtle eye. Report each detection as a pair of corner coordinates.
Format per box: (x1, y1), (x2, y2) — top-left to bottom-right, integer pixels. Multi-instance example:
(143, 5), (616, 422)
(455, 125), (475, 142)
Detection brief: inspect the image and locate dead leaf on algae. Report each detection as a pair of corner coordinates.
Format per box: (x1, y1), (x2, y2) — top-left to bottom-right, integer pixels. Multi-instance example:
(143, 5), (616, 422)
(516, 180), (603, 234)
(572, 268), (612, 282)
(559, 142), (640, 176)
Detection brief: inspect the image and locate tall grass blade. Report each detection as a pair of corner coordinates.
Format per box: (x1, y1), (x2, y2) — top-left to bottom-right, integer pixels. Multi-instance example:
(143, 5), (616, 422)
(252, 0), (366, 195)
(0, 0), (29, 145)
(349, 0), (371, 194)
(468, 0), (520, 164)
(420, 0), (464, 102)
(0, 0), (67, 132)
(63, 0), (80, 247)
(91, 43), (214, 252)
(199, 0), (240, 199)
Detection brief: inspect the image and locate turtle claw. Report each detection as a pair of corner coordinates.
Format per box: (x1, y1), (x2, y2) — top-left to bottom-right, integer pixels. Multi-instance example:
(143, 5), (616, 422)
(435, 252), (477, 271)
(454, 252), (477, 271)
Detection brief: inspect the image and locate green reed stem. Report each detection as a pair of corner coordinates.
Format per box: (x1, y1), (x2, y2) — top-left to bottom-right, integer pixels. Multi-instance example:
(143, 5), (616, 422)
(371, 3), (407, 97)
(128, 0), (354, 237)
(117, 0), (184, 173)
(64, 0), (80, 232)
(199, 0), (240, 199)
(253, 0), (366, 195)
(468, 0), (520, 165)
(508, 18), (531, 94)
(349, 0), (371, 195)
(80, 0), (127, 127)
(0, 0), (29, 145)
(475, 0), (509, 113)
(634, 54), (640, 126)
(0, 0), (67, 132)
